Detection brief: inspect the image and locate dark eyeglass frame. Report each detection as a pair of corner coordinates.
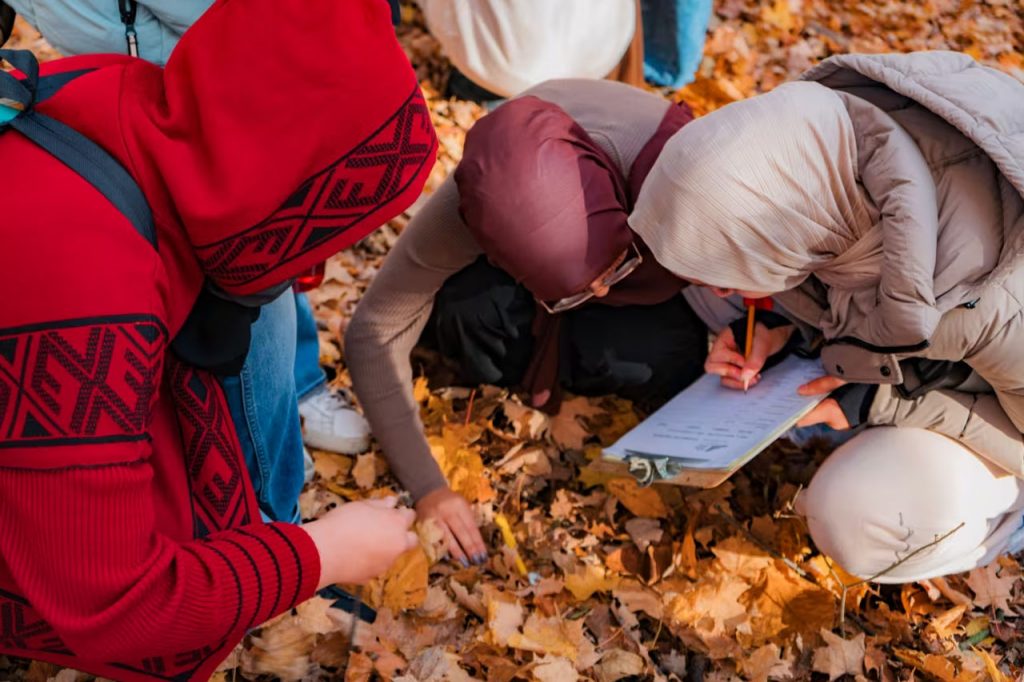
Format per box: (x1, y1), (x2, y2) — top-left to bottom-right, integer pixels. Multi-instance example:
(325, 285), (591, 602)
(539, 242), (643, 315)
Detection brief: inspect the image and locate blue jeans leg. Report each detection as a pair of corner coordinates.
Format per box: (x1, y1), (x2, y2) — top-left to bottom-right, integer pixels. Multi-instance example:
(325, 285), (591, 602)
(222, 290), (305, 523)
(294, 292), (327, 402)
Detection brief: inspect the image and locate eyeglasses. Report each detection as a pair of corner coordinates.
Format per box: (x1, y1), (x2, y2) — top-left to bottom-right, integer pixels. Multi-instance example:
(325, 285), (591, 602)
(539, 243), (643, 314)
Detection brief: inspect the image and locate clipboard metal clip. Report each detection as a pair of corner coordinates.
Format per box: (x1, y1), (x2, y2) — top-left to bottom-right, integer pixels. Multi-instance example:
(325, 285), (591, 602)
(627, 456), (679, 487)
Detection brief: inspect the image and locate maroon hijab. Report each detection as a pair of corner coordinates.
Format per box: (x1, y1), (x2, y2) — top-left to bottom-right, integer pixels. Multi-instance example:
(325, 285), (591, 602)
(454, 96), (693, 409)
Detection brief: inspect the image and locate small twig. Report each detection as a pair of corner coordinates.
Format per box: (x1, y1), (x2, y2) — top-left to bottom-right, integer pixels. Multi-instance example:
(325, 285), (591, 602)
(464, 388), (477, 426)
(713, 504), (809, 579)
(823, 523), (964, 635)
(844, 522), (965, 589)
(647, 618), (665, 649)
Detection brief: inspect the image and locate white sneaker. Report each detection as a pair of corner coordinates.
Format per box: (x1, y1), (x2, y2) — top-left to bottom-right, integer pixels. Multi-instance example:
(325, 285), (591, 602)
(298, 388), (371, 454)
(302, 446), (315, 484)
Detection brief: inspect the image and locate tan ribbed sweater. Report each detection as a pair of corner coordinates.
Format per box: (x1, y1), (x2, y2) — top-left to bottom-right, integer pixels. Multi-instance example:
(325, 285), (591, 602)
(345, 79), (671, 499)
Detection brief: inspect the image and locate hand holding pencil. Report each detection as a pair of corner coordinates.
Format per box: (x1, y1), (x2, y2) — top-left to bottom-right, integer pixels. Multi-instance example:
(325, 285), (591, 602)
(705, 299), (794, 391)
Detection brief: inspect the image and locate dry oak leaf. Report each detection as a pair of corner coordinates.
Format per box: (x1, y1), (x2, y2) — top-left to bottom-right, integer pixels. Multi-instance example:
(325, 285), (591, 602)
(742, 643), (794, 682)
(485, 592), (525, 647)
(965, 562), (1017, 611)
(742, 564), (835, 645)
(374, 547), (429, 612)
(712, 535), (774, 582)
(605, 478), (670, 518)
(927, 604), (968, 640)
(564, 563), (621, 602)
(665, 573), (750, 639)
(240, 618), (315, 681)
(311, 451), (352, 481)
(507, 613), (584, 661)
(501, 399), (549, 441)
(893, 648), (983, 682)
(812, 630), (865, 681)
(402, 646), (473, 682)
(550, 396), (604, 450)
(532, 655), (579, 682)
(613, 582), (665, 620)
(594, 649), (646, 682)
(352, 453), (377, 490)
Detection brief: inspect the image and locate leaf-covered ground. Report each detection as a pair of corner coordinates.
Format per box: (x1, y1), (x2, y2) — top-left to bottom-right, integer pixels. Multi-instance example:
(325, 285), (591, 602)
(3, 2), (1023, 681)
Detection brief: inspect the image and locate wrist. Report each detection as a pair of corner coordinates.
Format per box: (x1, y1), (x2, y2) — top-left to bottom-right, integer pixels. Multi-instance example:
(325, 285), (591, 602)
(301, 519), (338, 590)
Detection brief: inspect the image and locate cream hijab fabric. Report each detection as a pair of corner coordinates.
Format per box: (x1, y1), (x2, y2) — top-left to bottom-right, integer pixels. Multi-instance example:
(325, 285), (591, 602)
(629, 81), (884, 338)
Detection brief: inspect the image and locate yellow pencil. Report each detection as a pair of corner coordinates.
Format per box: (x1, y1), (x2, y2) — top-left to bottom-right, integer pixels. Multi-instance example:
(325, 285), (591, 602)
(494, 513), (529, 578)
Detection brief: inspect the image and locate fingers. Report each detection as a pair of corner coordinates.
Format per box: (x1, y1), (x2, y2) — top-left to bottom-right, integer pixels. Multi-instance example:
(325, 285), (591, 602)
(450, 514), (487, 565)
(404, 531), (419, 552)
(720, 374), (761, 391)
(796, 399), (849, 430)
(798, 375), (847, 396)
(366, 495), (398, 509)
(441, 523), (470, 567)
(397, 507), (417, 527)
(706, 361), (745, 381)
(710, 327), (739, 355)
(740, 323), (772, 385)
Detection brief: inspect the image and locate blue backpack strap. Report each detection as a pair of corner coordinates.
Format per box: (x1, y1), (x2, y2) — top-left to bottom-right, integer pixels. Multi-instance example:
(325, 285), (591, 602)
(0, 48), (156, 249)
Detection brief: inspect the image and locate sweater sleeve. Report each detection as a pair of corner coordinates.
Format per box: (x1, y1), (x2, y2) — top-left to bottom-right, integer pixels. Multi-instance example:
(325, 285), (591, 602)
(0, 443), (320, 663)
(346, 177), (484, 500)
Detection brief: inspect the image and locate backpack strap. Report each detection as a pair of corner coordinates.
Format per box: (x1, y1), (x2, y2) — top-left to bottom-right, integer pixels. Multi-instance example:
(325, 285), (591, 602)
(0, 2), (14, 47)
(0, 49), (156, 249)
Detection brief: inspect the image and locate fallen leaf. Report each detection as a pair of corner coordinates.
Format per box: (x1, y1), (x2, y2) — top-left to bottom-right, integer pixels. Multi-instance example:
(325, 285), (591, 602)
(532, 655), (579, 682)
(352, 453), (377, 490)
(605, 478), (670, 518)
(743, 643), (794, 682)
(965, 562), (1017, 611)
(550, 396), (603, 450)
(508, 614), (583, 661)
(373, 548), (429, 612)
(812, 630), (864, 681)
(565, 563), (621, 601)
(927, 604), (967, 640)
(485, 593), (524, 647)
(594, 649), (645, 682)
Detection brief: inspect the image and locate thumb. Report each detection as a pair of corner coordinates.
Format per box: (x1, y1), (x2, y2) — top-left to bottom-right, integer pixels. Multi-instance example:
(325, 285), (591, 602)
(366, 495), (398, 509)
(404, 531), (420, 552)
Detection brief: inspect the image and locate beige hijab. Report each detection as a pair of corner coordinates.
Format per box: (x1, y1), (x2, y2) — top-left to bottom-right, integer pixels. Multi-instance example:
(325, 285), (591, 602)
(629, 81), (885, 339)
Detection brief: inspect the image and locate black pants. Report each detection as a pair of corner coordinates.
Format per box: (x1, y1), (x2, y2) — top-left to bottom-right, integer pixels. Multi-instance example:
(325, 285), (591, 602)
(421, 257), (708, 409)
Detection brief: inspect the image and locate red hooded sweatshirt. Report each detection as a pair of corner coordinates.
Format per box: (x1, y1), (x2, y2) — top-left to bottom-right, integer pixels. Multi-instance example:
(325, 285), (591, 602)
(0, 0), (436, 679)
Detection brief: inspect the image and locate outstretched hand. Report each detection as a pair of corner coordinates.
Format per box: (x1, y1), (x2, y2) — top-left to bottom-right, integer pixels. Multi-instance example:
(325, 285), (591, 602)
(795, 375), (850, 430)
(416, 487), (487, 567)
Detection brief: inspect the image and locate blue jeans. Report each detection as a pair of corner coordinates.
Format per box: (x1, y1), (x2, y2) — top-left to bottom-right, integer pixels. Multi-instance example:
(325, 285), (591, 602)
(641, 0), (713, 88)
(221, 292), (326, 523)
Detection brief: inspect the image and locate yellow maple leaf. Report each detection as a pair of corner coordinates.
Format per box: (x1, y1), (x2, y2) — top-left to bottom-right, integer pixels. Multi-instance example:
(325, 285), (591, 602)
(507, 614), (583, 661)
(564, 563), (621, 602)
(372, 547), (429, 612)
(605, 478), (670, 518)
(427, 424), (495, 503)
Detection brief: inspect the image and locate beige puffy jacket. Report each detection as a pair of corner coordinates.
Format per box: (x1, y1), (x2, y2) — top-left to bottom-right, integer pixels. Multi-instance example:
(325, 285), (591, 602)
(787, 53), (1024, 476)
